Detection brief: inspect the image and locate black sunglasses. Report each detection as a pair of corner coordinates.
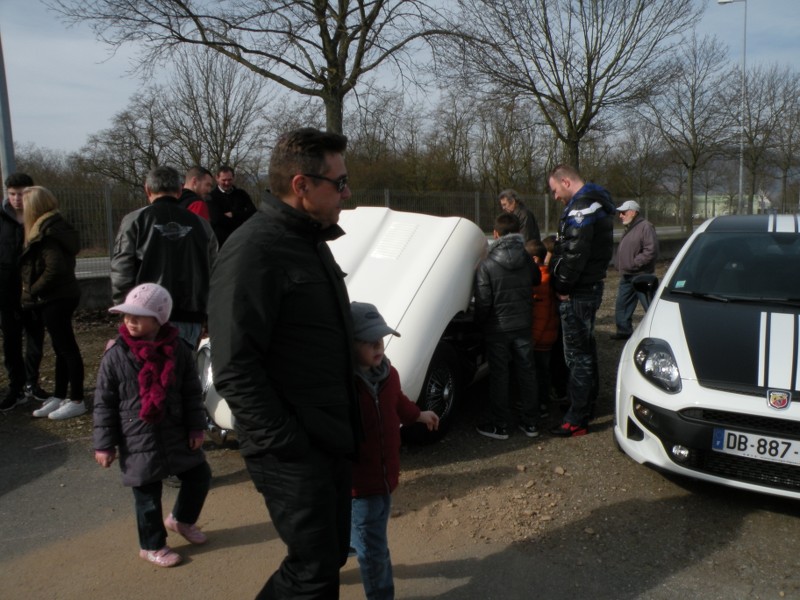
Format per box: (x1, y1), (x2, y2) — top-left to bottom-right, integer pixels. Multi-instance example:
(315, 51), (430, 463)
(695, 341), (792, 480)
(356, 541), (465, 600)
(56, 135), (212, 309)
(303, 173), (349, 193)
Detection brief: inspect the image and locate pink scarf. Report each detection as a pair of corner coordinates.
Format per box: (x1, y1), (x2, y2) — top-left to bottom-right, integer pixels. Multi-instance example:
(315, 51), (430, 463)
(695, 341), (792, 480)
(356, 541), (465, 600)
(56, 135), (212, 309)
(118, 323), (179, 424)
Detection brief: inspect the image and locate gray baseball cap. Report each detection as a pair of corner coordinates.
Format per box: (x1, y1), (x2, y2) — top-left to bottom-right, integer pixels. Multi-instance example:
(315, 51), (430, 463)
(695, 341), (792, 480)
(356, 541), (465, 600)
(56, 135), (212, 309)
(351, 301), (400, 342)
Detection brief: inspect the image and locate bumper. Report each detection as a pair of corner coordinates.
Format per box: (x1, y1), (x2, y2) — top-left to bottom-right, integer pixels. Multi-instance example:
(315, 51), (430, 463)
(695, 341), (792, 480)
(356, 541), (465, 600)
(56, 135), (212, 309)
(615, 361), (800, 500)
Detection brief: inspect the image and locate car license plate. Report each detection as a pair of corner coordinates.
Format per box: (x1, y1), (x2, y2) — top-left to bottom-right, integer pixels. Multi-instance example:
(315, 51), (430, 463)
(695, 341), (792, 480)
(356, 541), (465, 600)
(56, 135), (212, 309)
(712, 428), (800, 466)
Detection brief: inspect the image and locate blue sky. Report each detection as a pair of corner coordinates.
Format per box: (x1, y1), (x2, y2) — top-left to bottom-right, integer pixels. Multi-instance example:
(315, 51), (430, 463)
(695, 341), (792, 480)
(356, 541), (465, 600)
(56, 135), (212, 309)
(1, 0), (798, 153)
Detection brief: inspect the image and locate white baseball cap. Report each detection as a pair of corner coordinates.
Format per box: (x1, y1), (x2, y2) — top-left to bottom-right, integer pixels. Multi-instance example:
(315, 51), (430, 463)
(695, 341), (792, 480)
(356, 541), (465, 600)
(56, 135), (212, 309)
(617, 200), (641, 213)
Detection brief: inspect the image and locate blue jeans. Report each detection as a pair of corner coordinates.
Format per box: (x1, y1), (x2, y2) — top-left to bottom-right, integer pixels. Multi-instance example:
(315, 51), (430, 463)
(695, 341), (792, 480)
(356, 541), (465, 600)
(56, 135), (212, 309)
(614, 274), (651, 335)
(485, 331), (538, 428)
(351, 494), (394, 600)
(559, 282), (604, 426)
(173, 321), (202, 349)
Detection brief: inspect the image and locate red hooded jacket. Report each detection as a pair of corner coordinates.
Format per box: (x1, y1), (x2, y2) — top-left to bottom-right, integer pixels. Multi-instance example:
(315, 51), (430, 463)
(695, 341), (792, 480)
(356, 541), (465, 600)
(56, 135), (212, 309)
(352, 363), (420, 497)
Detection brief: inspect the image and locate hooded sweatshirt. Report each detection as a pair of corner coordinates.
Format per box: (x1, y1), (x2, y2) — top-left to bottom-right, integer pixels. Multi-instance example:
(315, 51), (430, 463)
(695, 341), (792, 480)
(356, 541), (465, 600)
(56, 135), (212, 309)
(473, 233), (540, 336)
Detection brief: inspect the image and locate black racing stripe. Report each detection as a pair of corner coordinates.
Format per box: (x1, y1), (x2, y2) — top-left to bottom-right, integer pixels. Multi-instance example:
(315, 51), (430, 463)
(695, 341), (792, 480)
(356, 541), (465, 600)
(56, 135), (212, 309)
(679, 299), (762, 388)
(704, 215), (771, 233)
(793, 316), (799, 391)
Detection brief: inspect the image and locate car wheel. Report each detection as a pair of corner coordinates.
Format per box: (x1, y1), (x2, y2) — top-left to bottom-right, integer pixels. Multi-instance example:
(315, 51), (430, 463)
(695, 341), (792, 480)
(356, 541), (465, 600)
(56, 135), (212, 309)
(402, 342), (462, 444)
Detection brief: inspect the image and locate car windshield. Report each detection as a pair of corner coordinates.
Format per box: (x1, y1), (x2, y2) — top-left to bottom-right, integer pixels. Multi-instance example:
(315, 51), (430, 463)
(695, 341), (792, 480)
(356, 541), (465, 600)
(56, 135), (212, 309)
(667, 231), (800, 302)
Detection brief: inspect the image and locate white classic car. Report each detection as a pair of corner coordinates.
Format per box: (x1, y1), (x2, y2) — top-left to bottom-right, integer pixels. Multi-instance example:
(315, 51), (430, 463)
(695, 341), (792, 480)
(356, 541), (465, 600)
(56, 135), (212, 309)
(615, 214), (800, 500)
(198, 207), (488, 443)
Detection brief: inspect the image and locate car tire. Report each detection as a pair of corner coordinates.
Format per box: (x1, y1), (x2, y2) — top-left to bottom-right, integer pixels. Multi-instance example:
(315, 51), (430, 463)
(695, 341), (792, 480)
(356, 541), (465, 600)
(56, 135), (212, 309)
(402, 342), (462, 444)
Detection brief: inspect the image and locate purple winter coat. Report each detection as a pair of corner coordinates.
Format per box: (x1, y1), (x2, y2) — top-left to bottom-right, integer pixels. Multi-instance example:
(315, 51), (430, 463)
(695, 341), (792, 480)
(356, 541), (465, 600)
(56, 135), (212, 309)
(92, 335), (207, 487)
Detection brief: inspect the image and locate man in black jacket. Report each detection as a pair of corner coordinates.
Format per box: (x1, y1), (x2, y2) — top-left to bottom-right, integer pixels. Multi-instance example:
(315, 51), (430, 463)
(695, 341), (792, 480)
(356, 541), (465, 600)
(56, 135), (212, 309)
(474, 212), (541, 440)
(499, 189), (541, 243)
(208, 128), (359, 599)
(548, 164), (615, 438)
(111, 166), (217, 348)
(0, 173), (46, 410)
(208, 165), (257, 247)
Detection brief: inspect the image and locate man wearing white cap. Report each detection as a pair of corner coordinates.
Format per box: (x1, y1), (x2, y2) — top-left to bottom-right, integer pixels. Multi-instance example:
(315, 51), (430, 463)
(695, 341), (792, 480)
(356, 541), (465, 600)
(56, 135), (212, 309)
(611, 200), (658, 340)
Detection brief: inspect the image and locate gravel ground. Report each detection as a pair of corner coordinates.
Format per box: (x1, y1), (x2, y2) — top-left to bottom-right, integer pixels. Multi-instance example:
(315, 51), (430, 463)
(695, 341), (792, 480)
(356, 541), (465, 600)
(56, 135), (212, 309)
(5, 265), (800, 599)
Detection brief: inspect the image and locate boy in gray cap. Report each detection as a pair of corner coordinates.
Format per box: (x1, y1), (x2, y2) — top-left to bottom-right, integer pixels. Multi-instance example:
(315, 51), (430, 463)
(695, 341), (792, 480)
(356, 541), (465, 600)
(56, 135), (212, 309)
(349, 301), (438, 600)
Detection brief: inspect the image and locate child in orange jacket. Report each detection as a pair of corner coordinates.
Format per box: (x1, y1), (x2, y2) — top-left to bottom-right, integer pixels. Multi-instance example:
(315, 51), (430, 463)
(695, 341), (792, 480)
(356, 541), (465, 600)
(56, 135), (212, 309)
(525, 240), (559, 418)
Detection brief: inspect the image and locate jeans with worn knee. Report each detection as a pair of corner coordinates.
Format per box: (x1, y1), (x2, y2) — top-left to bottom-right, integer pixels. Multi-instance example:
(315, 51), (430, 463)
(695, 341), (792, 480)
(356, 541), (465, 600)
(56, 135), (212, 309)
(559, 282), (604, 426)
(351, 494), (394, 600)
(614, 274), (651, 335)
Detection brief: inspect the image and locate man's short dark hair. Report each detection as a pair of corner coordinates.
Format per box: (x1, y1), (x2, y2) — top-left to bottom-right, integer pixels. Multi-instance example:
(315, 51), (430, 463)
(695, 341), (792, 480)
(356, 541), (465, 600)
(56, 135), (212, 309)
(217, 165), (235, 176)
(5, 173), (34, 189)
(525, 239), (546, 261)
(494, 212), (521, 236)
(186, 166), (212, 182)
(145, 166), (182, 195)
(548, 164), (582, 182)
(269, 128), (348, 198)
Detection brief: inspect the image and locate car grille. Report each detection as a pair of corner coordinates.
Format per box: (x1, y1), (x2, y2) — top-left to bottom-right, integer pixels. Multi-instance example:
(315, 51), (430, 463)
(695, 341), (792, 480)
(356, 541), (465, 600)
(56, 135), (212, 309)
(680, 407), (800, 437)
(685, 449), (800, 492)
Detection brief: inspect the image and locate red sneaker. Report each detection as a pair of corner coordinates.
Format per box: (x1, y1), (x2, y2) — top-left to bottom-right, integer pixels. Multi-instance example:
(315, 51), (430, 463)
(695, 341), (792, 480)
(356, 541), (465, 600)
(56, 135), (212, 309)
(549, 422), (588, 437)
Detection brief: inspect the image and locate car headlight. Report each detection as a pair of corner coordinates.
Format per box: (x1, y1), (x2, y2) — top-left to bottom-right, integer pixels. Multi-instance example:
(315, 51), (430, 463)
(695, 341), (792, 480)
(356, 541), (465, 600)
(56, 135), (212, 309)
(633, 338), (681, 393)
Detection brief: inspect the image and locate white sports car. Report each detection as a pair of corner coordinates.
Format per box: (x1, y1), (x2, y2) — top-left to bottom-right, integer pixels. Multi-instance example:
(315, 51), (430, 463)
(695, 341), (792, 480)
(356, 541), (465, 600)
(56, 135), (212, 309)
(615, 214), (800, 500)
(198, 207), (488, 442)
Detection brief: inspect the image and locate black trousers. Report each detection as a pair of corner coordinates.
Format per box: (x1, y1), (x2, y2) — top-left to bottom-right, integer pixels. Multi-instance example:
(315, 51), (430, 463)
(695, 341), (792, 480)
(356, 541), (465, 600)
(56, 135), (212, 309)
(36, 296), (84, 400)
(132, 461), (212, 550)
(245, 449), (352, 600)
(0, 296), (44, 393)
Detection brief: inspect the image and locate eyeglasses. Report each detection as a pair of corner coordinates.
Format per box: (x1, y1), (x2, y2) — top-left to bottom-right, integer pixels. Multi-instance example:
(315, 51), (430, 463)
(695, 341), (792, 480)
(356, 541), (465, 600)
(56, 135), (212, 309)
(303, 173), (349, 193)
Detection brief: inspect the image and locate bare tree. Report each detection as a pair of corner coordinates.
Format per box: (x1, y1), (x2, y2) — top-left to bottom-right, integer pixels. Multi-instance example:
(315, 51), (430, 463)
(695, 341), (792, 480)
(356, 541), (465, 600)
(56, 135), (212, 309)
(77, 47), (274, 187)
(771, 72), (800, 212)
(47, 0), (451, 133)
(157, 48), (271, 171)
(443, 0), (701, 169)
(640, 34), (734, 232)
(607, 115), (665, 221)
(740, 64), (795, 213)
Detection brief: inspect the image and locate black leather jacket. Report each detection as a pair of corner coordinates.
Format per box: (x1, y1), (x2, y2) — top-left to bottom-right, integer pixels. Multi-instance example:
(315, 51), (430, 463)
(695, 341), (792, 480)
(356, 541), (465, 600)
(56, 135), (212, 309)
(551, 183), (615, 295)
(111, 196), (218, 323)
(208, 194), (359, 459)
(0, 200), (24, 305)
(474, 233), (540, 336)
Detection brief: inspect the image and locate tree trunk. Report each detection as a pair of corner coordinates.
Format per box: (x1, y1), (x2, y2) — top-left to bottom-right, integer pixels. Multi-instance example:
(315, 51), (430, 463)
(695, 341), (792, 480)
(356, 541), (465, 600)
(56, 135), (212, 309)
(684, 167), (695, 234)
(324, 94), (345, 134)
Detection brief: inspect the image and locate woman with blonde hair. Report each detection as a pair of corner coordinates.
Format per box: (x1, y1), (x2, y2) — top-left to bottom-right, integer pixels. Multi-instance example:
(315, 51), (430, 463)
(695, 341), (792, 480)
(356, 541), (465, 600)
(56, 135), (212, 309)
(20, 186), (86, 420)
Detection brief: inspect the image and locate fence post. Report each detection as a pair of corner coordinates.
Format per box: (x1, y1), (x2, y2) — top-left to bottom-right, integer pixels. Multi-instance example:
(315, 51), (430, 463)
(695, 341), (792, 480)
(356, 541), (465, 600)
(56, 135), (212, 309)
(543, 192), (550, 236)
(384, 188), (390, 208)
(105, 182), (114, 259)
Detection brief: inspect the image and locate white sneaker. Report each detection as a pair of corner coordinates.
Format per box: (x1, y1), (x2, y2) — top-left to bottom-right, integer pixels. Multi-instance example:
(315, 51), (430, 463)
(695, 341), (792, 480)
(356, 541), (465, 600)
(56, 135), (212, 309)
(48, 400), (87, 420)
(32, 398), (64, 418)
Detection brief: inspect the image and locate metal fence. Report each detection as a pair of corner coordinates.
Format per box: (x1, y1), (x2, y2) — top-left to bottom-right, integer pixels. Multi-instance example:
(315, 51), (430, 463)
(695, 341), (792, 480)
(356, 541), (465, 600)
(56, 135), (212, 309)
(51, 184), (562, 277)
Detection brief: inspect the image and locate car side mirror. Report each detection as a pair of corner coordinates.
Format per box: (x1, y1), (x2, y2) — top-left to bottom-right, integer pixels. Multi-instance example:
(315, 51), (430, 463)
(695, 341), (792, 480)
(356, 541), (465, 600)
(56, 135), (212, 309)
(632, 274), (659, 301)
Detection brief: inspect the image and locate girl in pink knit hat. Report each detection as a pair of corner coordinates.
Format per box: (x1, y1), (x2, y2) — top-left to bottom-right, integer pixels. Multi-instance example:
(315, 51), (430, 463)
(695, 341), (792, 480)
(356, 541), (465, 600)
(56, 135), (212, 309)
(93, 282), (211, 568)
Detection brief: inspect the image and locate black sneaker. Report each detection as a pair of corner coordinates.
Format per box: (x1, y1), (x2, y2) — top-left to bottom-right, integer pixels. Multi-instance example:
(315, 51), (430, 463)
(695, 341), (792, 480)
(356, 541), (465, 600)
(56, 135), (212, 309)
(518, 423), (540, 438)
(24, 384), (50, 403)
(476, 423), (509, 440)
(0, 390), (24, 412)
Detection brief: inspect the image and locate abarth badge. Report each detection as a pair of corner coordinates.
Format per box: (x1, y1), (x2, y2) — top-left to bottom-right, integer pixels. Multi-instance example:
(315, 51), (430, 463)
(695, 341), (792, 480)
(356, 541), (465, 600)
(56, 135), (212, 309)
(767, 390), (791, 410)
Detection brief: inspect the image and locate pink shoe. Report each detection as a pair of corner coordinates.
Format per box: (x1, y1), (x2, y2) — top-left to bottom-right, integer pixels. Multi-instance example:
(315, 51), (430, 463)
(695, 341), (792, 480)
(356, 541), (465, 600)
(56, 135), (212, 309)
(164, 513), (208, 545)
(139, 546), (182, 567)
